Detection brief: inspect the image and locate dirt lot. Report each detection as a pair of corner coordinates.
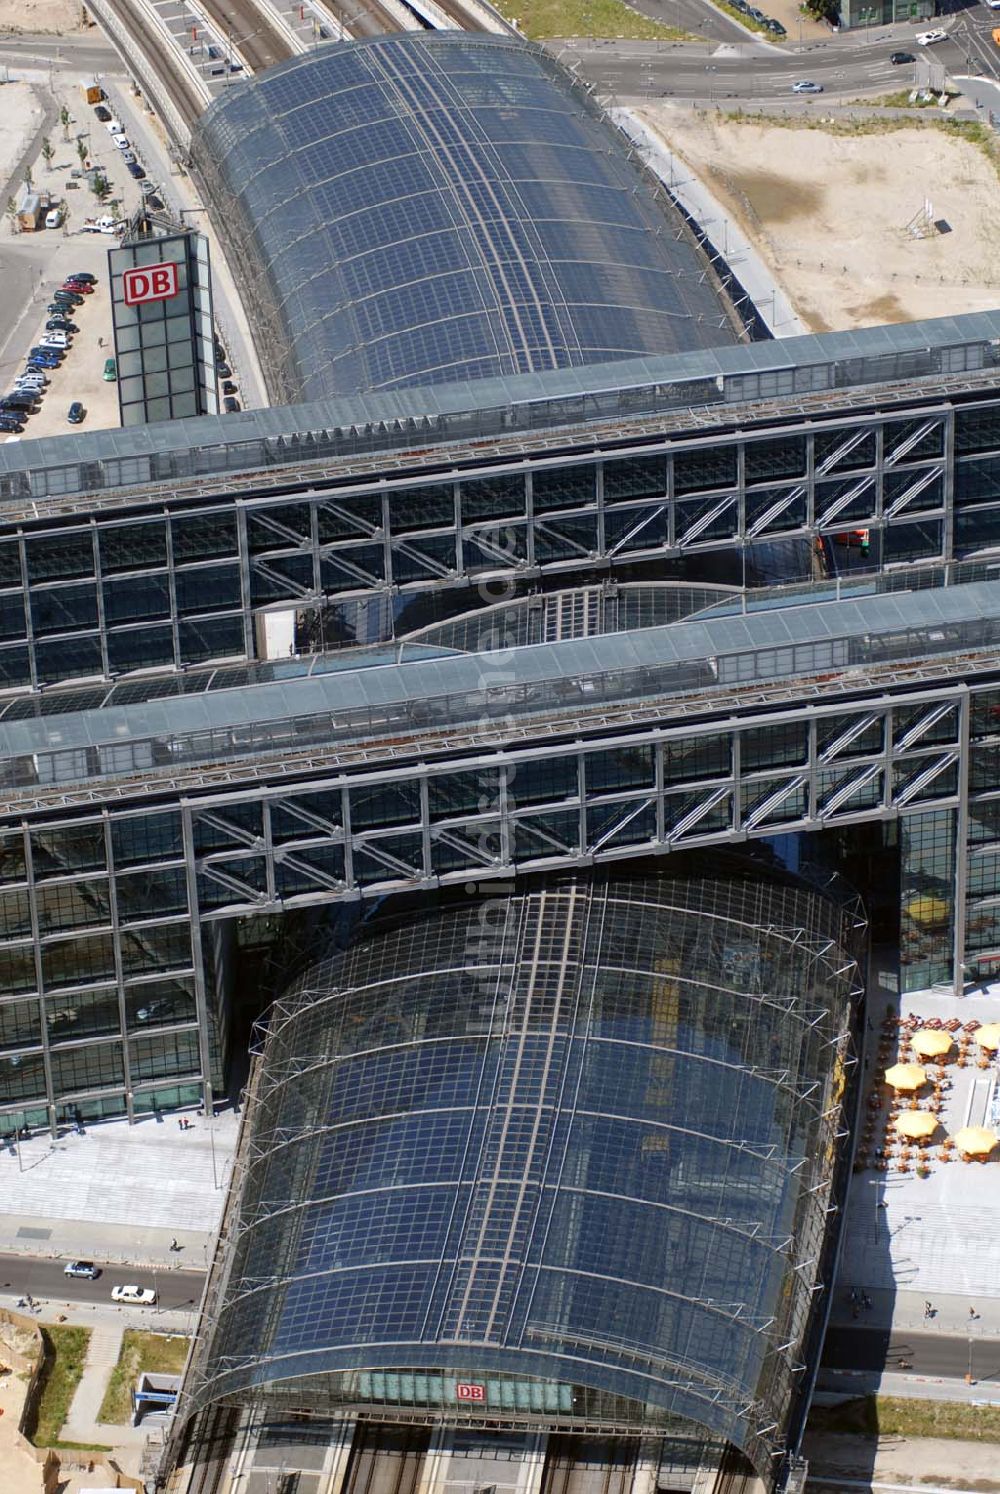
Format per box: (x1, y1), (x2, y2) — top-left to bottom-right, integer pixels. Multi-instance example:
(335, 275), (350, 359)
(0, 0), (89, 34)
(639, 105), (1000, 331)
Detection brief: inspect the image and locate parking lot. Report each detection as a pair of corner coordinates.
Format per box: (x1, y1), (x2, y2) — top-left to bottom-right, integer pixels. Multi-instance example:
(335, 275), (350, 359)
(0, 82), (179, 439)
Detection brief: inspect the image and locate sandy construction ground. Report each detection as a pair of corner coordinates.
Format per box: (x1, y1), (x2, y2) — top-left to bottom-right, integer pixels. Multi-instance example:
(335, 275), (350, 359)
(640, 105), (1000, 331)
(0, 0), (89, 34)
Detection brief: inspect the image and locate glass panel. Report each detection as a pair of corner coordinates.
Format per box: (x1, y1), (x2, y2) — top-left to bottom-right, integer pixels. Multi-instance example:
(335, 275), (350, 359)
(673, 446), (736, 496)
(745, 436), (806, 483)
(26, 531), (94, 582)
(100, 522), (168, 573)
(532, 465), (596, 512)
(171, 511), (238, 562)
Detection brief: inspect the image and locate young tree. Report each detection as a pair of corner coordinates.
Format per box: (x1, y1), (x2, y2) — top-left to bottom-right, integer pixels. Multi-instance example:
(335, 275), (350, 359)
(60, 105), (70, 141)
(5, 196), (18, 232)
(76, 137), (89, 169)
(91, 173), (111, 205)
(23, 165), (32, 189)
(40, 137), (54, 170)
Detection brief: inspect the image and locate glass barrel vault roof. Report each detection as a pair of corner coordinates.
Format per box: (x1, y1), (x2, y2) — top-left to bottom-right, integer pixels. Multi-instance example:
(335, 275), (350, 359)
(189, 34), (741, 403)
(182, 873), (859, 1476)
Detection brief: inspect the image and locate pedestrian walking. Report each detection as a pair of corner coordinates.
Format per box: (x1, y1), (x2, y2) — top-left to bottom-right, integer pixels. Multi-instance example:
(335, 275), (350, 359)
(970, 1306), (978, 1320)
(924, 1300), (933, 1319)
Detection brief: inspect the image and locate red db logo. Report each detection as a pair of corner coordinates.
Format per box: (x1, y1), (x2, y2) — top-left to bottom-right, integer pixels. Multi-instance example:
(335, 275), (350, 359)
(455, 1383), (486, 1402)
(122, 263), (179, 306)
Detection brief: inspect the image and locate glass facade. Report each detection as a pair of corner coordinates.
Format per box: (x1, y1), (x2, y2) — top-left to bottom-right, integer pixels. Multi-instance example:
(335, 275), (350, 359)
(0, 311), (997, 1127)
(189, 36), (741, 404)
(108, 229), (218, 427)
(181, 872), (861, 1479)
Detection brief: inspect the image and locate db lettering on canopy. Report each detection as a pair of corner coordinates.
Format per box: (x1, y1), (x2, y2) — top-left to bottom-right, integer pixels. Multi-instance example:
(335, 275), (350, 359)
(122, 262), (180, 306)
(455, 1383), (486, 1402)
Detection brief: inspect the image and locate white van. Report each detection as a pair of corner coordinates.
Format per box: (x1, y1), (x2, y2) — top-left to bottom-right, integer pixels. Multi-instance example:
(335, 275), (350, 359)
(45, 206), (62, 229)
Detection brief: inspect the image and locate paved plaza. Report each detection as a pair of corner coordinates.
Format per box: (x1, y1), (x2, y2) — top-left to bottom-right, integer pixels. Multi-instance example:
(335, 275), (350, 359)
(839, 977), (1000, 1302)
(0, 1106), (237, 1265)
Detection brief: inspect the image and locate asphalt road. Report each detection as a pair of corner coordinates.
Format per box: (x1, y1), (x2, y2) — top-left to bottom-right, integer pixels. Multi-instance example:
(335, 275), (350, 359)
(0, 1250), (204, 1311)
(562, 3), (1000, 101)
(824, 1324), (1000, 1383)
(0, 34), (120, 71)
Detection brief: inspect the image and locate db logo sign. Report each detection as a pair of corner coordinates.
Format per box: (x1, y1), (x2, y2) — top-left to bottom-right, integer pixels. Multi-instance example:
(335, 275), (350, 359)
(455, 1383), (486, 1402)
(122, 263), (179, 306)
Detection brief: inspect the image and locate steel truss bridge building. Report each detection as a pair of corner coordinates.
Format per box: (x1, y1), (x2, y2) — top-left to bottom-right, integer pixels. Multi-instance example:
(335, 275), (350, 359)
(170, 871), (862, 1488)
(0, 311), (999, 1138)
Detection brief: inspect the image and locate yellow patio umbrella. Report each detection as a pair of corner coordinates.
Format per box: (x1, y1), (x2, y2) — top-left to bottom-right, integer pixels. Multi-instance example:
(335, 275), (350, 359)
(894, 1110), (939, 1140)
(910, 1028), (953, 1059)
(904, 894), (950, 928)
(975, 1023), (1000, 1052)
(884, 1062), (927, 1091)
(953, 1126), (998, 1157)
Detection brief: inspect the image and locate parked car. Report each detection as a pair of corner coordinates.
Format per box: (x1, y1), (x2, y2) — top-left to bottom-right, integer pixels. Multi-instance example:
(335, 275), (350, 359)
(112, 133), (131, 151)
(94, 105), (111, 122)
(62, 280), (93, 295)
(0, 418), (24, 433)
(105, 118), (123, 134)
(64, 1260), (100, 1279)
(144, 194), (164, 209)
(46, 319), (77, 333)
(890, 50), (915, 63)
(127, 163), (145, 180)
(67, 402), (86, 425)
(216, 362), (232, 379)
(791, 80), (823, 93)
(223, 396), (241, 414)
(121, 148), (137, 164)
(766, 18), (786, 33)
(40, 333), (70, 349)
(140, 181), (157, 196)
(111, 1283), (156, 1305)
(103, 357), (117, 382)
(221, 380), (238, 395)
(68, 271), (97, 284)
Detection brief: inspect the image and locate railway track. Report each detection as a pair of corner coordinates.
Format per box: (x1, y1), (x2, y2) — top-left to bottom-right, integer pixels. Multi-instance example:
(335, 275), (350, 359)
(198, 0), (298, 71)
(95, 0), (208, 134)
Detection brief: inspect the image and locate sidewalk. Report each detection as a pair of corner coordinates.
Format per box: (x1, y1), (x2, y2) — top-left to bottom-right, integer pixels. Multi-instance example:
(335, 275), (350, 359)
(830, 1287), (1000, 1340)
(0, 1106), (237, 1269)
(817, 1368), (1000, 1405)
(61, 1321), (124, 1445)
(0, 1289), (198, 1338)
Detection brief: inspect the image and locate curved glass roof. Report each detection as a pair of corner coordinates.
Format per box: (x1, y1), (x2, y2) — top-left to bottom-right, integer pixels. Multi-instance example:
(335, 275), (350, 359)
(190, 34), (741, 403)
(182, 871), (859, 1475)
